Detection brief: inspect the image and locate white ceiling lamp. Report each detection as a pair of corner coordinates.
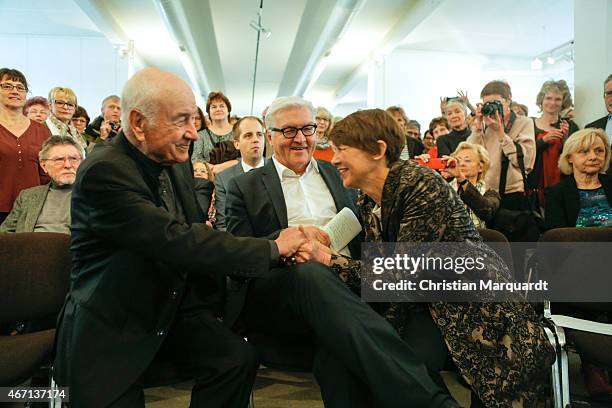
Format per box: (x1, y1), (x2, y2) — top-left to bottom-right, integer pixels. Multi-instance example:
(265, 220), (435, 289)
(531, 57), (543, 70)
(546, 55), (555, 65)
(249, 0), (272, 114)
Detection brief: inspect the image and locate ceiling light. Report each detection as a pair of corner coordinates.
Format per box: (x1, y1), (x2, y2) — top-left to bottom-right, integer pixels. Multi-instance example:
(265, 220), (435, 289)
(530, 57), (543, 70)
(546, 55), (555, 65)
(249, 21), (272, 39)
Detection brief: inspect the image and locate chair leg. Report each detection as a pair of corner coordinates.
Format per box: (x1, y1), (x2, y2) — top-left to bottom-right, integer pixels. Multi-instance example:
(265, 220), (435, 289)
(553, 326), (571, 407)
(544, 327), (564, 408)
(248, 390), (255, 408)
(49, 365), (61, 408)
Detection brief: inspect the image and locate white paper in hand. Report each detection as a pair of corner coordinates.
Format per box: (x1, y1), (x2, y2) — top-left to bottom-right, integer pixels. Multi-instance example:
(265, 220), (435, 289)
(321, 207), (362, 252)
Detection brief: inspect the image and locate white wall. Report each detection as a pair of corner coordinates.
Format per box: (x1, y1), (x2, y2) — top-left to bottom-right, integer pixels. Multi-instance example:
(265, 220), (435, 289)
(0, 34), (128, 118)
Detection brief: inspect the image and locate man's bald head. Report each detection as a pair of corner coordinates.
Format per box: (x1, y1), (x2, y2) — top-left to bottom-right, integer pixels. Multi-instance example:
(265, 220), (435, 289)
(120, 68), (198, 165)
(121, 68), (194, 136)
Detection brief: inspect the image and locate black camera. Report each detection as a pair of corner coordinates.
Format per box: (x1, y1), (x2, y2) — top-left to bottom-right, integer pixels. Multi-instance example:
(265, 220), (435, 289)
(109, 121), (121, 132)
(481, 100), (504, 117)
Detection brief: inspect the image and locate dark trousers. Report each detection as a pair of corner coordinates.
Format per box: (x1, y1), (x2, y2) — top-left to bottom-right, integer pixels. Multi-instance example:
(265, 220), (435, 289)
(242, 263), (458, 408)
(108, 309), (258, 408)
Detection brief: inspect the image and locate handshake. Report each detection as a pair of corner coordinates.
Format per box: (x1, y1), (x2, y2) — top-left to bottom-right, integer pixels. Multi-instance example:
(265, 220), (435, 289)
(274, 226), (333, 266)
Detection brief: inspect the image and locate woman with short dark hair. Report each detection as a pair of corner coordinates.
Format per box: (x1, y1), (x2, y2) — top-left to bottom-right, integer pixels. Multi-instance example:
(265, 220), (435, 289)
(0, 68), (51, 223)
(301, 108), (554, 407)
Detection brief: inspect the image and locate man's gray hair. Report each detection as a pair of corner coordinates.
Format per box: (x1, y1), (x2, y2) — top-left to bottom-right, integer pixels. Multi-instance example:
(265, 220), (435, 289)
(121, 75), (160, 135)
(101, 95), (120, 109)
(38, 135), (85, 161)
(265, 96), (315, 129)
(605, 74), (612, 88)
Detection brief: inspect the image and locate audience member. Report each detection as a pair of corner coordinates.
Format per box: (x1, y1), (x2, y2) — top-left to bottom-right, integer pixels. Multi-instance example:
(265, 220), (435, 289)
(406, 119), (421, 139)
(545, 128), (611, 229)
(193, 159), (216, 221)
(71, 105), (90, 136)
(326, 108), (554, 407)
(511, 101), (529, 117)
(214, 116), (266, 231)
(585, 74), (612, 140)
(225, 96), (459, 408)
(23, 96), (49, 124)
(530, 80), (579, 206)
(429, 116), (451, 140)
(53, 67), (306, 407)
(192, 91), (236, 171)
(437, 99), (471, 156)
(84, 94), (122, 145)
(467, 80), (536, 212)
(422, 130), (436, 150)
(385, 106), (424, 159)
(0, 136), (83, 233)
(0, 68), (51, 223)
(46, 86), (87, 149)
(313, 106), (334, 161)
(444, 142), (501, 228)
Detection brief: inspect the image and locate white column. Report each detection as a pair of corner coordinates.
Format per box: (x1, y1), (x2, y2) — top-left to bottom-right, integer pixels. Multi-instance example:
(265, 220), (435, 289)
(367, 56), (386, 109)
(574, 0), (612, 126)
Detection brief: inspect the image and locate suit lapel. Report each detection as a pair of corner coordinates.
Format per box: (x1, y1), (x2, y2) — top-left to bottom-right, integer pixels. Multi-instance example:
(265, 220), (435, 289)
(25, 185), (51, 231)
(261, 161), (288, 227)
(563, 177), (580, 225)
(318, 161), (345, 212)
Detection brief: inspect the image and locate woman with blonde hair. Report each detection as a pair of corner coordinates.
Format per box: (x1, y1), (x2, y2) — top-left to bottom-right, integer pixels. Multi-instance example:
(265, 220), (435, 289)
(313, 106), (334, 161)
(444, 142), (501, 228)
(545, 128), (611, 229)
(46, 86), (87, 149)
(530, 79), (579, 206)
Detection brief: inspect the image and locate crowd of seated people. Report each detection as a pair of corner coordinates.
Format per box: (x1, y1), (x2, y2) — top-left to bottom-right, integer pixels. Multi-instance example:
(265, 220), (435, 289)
(1, 63), (612, 406)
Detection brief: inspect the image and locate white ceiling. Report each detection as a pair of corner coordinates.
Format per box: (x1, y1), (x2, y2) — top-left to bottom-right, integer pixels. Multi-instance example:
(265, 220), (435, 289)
(0, 0), (574, 115)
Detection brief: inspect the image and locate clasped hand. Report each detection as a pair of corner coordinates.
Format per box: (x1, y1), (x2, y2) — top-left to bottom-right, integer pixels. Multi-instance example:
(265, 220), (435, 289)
(274, 226), (332, 266)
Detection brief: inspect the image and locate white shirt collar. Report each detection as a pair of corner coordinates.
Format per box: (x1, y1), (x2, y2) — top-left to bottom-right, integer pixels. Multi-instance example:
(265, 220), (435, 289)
(272, 156), (320, 180)
(241, 158), (265, 173)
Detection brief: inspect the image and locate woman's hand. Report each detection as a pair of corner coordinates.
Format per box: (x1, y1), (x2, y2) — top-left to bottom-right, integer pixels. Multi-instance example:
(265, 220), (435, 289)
(294, 226), (332, 265)
(441, 156), (465, 182)
(414, 153), (431, 162)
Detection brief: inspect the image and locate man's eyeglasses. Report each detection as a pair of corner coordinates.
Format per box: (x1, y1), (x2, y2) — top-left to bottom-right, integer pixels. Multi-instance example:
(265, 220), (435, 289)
(44, 156), (81, 166)
(53, 100), (76, 109)
(269, 124), (317, 139)
(604, 91), (612, 98)
(0, 83), (27, 93)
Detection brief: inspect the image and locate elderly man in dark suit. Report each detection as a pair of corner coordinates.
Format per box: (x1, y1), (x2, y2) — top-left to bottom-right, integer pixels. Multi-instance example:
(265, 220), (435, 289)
(53, 68), (306, 408)
(214, 116), (266, 230)
(224, 96), (458, 408)
(585, 74), (612, 140)
(0, 135), (83, 234)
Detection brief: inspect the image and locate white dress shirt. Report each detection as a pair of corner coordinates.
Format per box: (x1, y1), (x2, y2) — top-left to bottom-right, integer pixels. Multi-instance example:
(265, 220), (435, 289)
(273, 157), (350, 255)
(241, 158), (265, 173)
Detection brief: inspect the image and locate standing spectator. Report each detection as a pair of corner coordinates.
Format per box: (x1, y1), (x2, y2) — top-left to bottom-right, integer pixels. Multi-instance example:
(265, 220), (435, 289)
(46, 86), (87, 149)
(511, 102), (529, 117)
(585, 74), (612, 140)
(193, 91), (238, 173)
(405, 120), (421, 139)
(429, 116), (451, 141)
(530, 80), (579, 206)
(313, 106), (334, 161)
(0, 68), (51, 223)
(422, 130), (436, 150)
(84, 95), (122, 145)
(467, 80), (535, 212)
(385, 106), (424, 159)
(437, 99), (472, 157)
(71, 106), (90, 137)
(23, 96), (49, 124)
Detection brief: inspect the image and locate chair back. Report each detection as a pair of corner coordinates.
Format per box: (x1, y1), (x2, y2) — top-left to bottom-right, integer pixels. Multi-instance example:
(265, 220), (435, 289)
(477, 228), (514, 275)
(0, 232), (72, 324)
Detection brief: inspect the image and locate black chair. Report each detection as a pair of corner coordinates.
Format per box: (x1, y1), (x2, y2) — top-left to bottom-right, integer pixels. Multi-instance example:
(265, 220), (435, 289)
(0, 232), (71, 388)
(477, 228), (515, 275)
(538, 227), (612, 407)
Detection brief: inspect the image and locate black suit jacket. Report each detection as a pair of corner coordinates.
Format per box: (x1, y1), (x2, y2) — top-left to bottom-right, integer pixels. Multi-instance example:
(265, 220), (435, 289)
(585, 115), (608, 130)
(54, 133), (271, 406)
(224, 159), (360, 327)
(544, 173), (612, 229)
